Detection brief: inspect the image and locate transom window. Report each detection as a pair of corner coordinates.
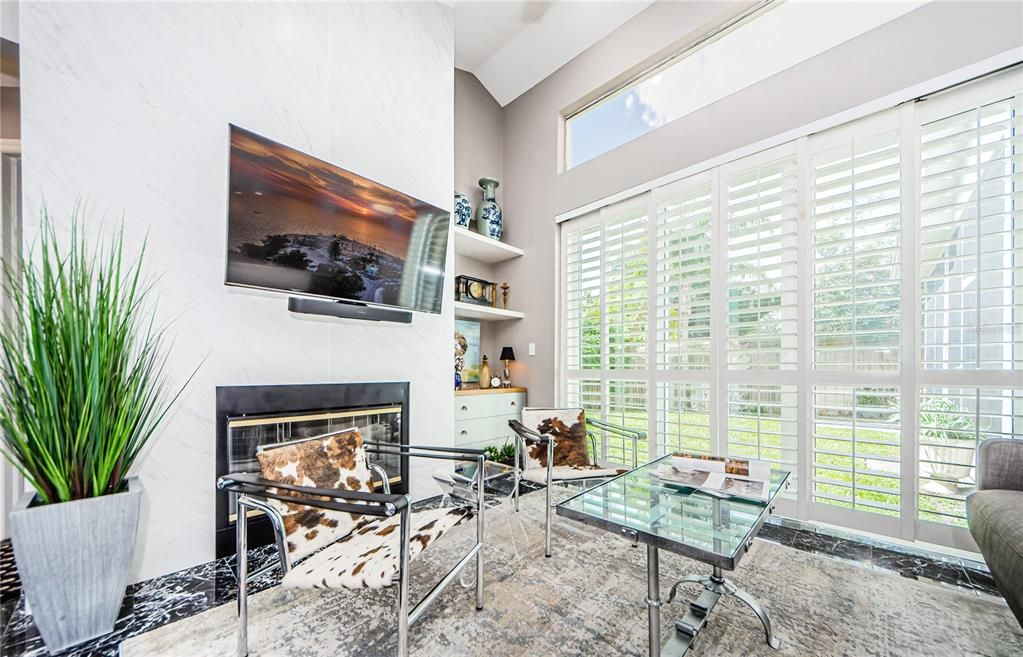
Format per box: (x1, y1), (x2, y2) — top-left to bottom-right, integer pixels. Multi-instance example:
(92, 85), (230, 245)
(563, 1), (926, 169)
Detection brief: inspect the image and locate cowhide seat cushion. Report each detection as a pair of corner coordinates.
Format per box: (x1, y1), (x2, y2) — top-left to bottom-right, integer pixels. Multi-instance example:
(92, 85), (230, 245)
(521, 465), (625, 484)
(520, 408), (592, 469)
(257, 428), (376, 565)
(281, 507), (473, 590)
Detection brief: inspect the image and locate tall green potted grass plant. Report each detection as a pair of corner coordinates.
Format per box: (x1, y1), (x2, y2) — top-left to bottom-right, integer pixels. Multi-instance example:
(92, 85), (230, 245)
(0, 215), (187, 651)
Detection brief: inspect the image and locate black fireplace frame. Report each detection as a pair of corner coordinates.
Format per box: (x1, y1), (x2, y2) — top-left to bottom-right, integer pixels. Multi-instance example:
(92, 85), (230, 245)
(215, 382), (410, 558)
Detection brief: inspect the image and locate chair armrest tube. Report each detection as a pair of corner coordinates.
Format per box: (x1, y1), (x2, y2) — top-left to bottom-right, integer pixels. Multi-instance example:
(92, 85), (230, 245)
(225, 482), (402, 517)
(586, 417), (646, 440)
(363, 441), (486, 456)
(217, 472), (408, 510)
(368, 464), (391, 495)
(508, 419), (552, 445)
(364, 447), (487, 462)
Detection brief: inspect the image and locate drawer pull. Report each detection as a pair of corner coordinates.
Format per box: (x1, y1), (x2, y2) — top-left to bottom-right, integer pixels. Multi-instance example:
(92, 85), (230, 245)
(510, 401), (517, 406)
(460, 430), (468, 436)
(460, 405), (469, 411)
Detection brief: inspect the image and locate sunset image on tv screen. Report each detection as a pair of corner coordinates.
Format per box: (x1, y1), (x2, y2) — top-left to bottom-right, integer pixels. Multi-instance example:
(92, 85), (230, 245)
(225, 125), (448, 312)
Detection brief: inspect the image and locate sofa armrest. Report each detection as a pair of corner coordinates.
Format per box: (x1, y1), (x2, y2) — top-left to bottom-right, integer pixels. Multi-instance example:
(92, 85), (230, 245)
(977, 439), (1023, 492)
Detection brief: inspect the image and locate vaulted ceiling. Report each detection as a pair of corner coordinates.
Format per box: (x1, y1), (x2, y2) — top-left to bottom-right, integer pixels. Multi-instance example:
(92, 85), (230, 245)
(453, 1), (654, 106)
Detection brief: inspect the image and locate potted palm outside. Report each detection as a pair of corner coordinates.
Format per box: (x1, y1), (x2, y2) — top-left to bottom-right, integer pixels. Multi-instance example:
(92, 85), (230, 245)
(0, 216), (188, 651)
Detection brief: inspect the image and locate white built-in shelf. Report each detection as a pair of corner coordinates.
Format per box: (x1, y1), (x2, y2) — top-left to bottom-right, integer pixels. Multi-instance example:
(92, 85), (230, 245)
(453, 228), (524, 264)
(453, 301), (524, 322)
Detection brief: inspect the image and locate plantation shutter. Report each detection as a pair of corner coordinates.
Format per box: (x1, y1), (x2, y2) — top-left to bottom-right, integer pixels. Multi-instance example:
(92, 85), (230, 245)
(811, 386), (901, 515)
(918, 387), (1023, 526)
(811, 128), (902, 371)
(658, 383), (712, 455)
(919, 92), (1023, 370)
(726, 384), (799, 494)
(562, 197), (650, 468)
(604, 203), (649, 370)
(725, 155), (799, 370)
(565, 219), (602, 371)
(655, 177), (713, 370)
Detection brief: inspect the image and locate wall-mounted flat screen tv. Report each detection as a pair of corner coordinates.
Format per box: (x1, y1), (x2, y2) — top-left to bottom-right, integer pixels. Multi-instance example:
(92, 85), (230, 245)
(225, 125), (449, 314)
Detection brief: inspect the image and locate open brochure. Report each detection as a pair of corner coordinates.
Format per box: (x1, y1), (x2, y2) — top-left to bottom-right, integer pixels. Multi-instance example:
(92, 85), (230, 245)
(650, 453), (772, 503)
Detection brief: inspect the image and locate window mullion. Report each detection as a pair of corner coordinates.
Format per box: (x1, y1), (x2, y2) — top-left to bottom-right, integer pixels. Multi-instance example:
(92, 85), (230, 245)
(796, 135), (813, 521)
(900, 100), (920, 542)
(646, 191), (658, 460)
(712, 167), (728, 457)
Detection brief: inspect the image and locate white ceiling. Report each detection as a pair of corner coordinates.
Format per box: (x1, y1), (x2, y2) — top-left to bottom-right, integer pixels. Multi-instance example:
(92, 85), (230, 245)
(454, 1), (654, 106)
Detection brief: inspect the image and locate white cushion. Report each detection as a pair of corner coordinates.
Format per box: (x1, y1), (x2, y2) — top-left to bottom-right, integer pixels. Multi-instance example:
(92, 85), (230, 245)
(280, 507), (472, 590)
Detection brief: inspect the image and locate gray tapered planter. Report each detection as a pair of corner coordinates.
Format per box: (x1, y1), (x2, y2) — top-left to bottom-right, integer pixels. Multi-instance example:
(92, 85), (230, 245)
(10, 477), (142, 652)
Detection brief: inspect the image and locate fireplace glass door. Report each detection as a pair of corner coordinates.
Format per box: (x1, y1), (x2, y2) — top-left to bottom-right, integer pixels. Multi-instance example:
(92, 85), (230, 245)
(225, 405), (402, 522)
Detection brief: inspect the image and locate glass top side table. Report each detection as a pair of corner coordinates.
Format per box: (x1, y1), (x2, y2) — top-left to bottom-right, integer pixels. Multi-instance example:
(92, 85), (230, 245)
(557, 455), (791, 657)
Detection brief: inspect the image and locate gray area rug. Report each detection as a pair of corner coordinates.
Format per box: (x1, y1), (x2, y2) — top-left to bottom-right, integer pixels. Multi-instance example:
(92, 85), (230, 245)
(123, 489), (1023, 657)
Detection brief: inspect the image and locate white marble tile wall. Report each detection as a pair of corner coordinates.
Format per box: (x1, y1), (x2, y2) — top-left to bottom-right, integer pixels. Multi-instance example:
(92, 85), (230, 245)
(18, 1), (455, 582)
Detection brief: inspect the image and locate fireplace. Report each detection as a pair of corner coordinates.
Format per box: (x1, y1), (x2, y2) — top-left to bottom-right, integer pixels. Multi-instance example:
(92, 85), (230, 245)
(215, 382), (409, 558)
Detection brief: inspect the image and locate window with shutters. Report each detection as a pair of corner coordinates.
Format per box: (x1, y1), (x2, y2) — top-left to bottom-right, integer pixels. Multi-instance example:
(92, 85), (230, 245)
(812, 386), (901, 516)
(920, 94), (1022, 371)
(916, 84), (1023, 533)
(563, 200), (651, 468)
(605, 206), (649, 370)
(812, 128), (901, 371)
(565, 222), (602, 371)
(726, 384), (799, 492)
(656, 178), (713, 370)
(657, 383), (712, 455)
(725, 156), (799, 371)
(807, 113), (905, 523)
(558, 68), (1022, 550)
(918, 387), (1022, 527)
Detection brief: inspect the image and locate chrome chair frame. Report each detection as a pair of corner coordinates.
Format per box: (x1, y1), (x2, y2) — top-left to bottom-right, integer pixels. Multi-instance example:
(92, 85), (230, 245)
(216, 431), (486, 657)
(508, 415), (645, 556)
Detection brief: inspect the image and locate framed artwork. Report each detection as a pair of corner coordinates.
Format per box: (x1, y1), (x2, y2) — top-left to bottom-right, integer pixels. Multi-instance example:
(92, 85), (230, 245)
(454, 319), (481, 383)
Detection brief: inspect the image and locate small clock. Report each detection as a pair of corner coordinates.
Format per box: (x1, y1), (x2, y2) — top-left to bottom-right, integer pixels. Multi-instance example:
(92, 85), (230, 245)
(490, 376), (502, 388)
(455, 275), (497, 307)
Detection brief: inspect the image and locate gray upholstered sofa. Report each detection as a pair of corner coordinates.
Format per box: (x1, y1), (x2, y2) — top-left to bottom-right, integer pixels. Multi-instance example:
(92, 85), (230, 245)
(966, 439), (1023, 627)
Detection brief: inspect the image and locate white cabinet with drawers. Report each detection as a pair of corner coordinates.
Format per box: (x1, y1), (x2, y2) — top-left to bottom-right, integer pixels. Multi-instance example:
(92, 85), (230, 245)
(454, 388), (526, 452)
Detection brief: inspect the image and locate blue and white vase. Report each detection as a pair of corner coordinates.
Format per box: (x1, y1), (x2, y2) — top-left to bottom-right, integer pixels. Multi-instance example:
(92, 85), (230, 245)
(454, 192), (472, 228)
(475, 177), (502, 240)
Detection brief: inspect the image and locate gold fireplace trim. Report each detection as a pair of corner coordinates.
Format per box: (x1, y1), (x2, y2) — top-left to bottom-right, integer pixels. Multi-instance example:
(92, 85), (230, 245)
(227, 405), (402, 429)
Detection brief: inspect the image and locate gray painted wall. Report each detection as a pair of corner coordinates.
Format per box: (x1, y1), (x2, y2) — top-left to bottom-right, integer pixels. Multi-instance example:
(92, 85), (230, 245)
(492, 0), (1023, 405)
(453, 68), (505, 361)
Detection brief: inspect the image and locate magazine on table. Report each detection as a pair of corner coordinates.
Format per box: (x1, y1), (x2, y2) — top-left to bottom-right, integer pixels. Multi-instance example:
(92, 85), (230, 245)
(650, 452), (772, 503)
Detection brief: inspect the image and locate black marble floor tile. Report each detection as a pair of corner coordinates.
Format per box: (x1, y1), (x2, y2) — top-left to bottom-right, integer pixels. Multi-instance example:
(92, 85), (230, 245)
(0, 543), (284, 657)
(871, 547), (974, 589)
(963, 566), (1003, 598)
(0, 539), (19, 603)
(756, 522), (796, 546)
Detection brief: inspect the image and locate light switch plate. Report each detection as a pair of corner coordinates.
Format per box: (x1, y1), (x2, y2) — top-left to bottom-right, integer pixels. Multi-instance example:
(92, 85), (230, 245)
(528, 342), (536, 356)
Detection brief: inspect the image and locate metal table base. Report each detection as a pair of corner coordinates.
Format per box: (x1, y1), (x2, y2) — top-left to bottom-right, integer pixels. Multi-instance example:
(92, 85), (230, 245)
(646, 546), (780, 657)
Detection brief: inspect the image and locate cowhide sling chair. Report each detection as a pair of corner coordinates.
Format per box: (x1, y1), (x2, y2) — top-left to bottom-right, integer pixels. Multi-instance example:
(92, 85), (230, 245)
(508, 408), (646, 557)
(216, 427), (486, 657)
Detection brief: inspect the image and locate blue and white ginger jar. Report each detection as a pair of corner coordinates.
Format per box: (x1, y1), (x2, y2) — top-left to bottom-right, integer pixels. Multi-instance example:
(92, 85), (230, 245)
(454, 192), (472, 228)
(475, 177), (502, 240)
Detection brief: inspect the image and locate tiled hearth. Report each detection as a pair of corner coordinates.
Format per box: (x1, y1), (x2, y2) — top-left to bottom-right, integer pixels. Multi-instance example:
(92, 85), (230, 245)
(0, 489), (1003, 657)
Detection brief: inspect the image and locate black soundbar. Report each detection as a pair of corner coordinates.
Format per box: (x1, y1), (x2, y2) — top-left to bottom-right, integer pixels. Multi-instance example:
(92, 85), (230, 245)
(287, 296), (412, 323)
